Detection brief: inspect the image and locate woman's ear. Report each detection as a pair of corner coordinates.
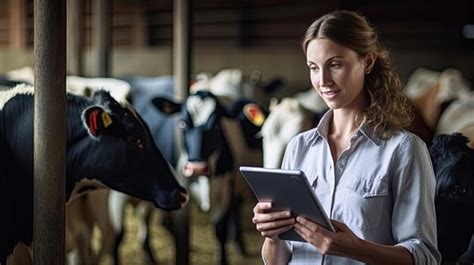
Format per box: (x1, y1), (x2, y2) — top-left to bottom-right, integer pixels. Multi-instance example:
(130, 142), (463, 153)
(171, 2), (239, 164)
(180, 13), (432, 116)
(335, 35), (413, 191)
(365, 53), (377, 74)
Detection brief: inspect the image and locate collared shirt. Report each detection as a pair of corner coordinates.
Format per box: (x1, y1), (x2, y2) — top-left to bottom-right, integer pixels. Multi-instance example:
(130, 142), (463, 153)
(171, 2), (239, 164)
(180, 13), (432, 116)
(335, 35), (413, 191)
(278, 110), (441, 265)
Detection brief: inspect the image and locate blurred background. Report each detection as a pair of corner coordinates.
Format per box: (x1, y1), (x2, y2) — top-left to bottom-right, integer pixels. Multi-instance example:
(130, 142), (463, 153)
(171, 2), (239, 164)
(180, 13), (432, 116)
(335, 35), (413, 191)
(1, 0), (474, 92)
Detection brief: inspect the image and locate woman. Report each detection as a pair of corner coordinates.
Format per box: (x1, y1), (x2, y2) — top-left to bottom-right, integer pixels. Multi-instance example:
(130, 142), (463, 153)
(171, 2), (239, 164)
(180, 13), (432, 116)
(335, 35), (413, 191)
(252, 10), (441, 265)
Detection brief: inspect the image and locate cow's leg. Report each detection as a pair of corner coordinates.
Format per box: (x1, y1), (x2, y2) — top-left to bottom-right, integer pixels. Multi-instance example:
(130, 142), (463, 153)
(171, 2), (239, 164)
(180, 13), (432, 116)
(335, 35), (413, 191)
(458, 233), (474, 265)
(214, 213), (229, 265)
(230, 194), (246, 256)
(158, 209), (190, 265)
(140, 204), (158, 265)
(76, 225), (94, 265)
(211, 173), (233, 265)
(113, 228), (124, 265)
(65, 193), (95, 265)
(86, 189), (116, 264)
(108, 191), (127, 265)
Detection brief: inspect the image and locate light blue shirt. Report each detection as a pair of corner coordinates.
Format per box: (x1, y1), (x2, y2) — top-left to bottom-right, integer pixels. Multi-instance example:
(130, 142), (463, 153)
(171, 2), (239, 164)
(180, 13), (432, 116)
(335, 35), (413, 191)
(279, 110), (441, 265)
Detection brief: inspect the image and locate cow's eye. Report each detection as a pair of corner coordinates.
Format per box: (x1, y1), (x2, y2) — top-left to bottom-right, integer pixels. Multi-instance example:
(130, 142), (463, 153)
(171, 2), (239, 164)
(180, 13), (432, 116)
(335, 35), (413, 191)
(128, 136), (144, 149)
(451, 185), (466, 197)
(178, 120), (188, 129)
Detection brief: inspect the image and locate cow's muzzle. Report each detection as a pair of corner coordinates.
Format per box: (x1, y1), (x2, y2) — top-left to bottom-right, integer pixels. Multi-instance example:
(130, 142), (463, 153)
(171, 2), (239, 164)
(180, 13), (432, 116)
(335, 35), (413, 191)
(183, 161), (209, 177)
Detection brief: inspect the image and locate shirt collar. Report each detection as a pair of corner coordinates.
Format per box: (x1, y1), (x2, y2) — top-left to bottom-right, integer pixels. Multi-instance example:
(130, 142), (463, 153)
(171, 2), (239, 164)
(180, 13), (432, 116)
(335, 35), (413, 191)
(305, 109), (381, 146)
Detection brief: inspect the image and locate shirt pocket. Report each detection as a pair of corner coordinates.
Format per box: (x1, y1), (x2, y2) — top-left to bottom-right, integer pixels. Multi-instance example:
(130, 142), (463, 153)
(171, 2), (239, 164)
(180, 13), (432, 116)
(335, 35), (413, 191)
(343, 174), (388, 231)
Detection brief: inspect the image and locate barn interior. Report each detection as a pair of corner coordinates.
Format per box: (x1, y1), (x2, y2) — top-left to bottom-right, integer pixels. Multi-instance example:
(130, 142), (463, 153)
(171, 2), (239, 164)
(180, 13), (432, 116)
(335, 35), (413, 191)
(1, 0), (474, 265)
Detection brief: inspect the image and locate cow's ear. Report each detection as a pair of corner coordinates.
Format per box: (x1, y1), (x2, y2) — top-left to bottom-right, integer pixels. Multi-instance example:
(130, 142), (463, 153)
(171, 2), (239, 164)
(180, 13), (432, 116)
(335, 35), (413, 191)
(82, 106), (114, 138)
(242, 103), (266, 127)
(152, 97), (182, 115)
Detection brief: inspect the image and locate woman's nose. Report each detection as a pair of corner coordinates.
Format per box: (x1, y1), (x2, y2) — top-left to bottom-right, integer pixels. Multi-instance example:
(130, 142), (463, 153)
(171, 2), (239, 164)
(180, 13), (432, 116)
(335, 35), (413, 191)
(319, 70), (333, 87)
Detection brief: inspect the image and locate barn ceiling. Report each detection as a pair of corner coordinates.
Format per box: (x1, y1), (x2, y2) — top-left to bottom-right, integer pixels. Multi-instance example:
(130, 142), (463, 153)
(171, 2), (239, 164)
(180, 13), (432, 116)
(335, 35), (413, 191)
(135, 0), (474, 50)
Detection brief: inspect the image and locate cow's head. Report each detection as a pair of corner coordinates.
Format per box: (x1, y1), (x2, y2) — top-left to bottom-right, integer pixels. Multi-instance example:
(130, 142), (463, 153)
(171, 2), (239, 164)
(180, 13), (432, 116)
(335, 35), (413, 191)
(261, 90), (327, 168)
(77, 90), (188, 210)
(152, 91), (229, 177)
(430, 133), (474, 203)
(429, 133), (474, 259)
(152, 91), (266, 178)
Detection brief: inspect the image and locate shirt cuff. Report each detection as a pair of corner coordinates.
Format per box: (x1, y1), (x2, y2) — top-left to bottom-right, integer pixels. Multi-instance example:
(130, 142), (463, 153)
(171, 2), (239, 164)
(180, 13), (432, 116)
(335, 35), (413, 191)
(396, 239), (441, 265)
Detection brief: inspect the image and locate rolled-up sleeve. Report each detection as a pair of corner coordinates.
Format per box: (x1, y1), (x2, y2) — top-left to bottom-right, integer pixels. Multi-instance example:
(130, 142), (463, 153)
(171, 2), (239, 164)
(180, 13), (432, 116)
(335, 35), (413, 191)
(391, 134), (441, 264)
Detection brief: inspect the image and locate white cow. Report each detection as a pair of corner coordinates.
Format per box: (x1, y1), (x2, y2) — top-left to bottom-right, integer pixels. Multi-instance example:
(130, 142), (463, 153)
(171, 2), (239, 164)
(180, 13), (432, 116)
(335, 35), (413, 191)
(5, 66), (131, 105)
(436, 92), (474, 148)
(261, 89), (328, 168)
(404, 67), (471, 130)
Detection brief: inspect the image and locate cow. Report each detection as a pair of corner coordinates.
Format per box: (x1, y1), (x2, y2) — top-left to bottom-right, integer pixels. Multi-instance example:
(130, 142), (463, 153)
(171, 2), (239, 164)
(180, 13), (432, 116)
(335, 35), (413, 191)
(436, 92), (474, 149)
(434, 95), (474, 265)
(429, 133), (474, 264)
(152, 89), (266, 265)
(0, 85), (189, 265)
(261, 89), (328, 168)
(1, 73), (132, 265)
(404, 67), (471, 144)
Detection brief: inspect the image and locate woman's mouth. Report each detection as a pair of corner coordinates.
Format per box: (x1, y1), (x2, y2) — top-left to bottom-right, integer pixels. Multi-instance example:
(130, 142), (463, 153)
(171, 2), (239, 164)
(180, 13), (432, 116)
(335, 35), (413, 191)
(321, 90), (340, 100)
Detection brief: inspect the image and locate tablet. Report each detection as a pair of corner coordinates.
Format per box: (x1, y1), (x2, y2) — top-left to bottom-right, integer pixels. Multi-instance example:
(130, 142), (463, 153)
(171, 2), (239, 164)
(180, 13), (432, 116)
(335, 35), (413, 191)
(239, 166), (335, 242)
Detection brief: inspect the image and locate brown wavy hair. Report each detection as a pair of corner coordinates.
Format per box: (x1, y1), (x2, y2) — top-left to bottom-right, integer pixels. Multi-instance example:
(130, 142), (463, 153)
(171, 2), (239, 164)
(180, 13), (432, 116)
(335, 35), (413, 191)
(301, 10), (414, 139)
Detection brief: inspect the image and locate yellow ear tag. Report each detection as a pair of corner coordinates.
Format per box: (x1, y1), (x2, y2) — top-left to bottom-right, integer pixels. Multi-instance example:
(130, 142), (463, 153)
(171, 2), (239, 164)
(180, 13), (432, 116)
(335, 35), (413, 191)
(244, 104), (265, 127)
(101, 112), (113, 128)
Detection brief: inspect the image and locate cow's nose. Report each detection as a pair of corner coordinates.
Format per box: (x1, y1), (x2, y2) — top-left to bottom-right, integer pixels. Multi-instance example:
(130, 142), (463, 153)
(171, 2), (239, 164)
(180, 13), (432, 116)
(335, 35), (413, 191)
(179, 192), (190, 208)
(183, 161), (209, 177)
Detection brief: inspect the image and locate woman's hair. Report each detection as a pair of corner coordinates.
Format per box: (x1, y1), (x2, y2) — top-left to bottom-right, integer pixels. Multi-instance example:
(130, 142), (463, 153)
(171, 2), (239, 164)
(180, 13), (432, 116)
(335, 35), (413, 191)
(302, 10), (414, 139)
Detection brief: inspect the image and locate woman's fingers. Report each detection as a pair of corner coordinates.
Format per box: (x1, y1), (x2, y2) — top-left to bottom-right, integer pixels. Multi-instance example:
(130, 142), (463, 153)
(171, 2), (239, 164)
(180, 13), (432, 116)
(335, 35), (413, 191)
(256, 217), (295, 231)
(296, 216), (332, 234)
(259, 223), (294, 238)
(253, 202), (272, 214)
(253, 210), (292, 224)
(252, 202), (295, 240)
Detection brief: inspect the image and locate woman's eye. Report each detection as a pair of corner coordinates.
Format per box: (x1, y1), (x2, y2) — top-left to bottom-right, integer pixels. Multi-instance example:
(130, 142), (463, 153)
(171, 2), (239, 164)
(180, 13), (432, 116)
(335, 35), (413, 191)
(329, 63), (341, 69)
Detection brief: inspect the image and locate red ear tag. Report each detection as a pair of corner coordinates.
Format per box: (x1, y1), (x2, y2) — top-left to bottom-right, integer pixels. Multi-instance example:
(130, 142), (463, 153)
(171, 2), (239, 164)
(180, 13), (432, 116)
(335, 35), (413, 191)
(89, 109), (100, 136)
(244, 104), (265, 126)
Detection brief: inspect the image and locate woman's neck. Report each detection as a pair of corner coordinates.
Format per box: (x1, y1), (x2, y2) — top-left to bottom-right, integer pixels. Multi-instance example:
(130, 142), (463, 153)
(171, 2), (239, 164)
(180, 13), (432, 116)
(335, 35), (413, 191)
(330, 109), (359, 138)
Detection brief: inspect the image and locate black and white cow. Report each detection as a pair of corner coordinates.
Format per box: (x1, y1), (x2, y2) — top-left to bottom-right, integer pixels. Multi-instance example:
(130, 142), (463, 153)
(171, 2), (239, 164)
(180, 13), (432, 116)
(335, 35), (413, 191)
(153, 90), (265, 265)
(429, 133), (474, 263)
(0, 85), (188, 264)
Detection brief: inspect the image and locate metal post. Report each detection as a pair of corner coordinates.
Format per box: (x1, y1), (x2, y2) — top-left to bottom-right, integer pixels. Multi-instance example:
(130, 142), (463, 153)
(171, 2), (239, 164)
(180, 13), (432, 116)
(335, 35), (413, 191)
(33, 0), (66, 264)
(172, 0), (192, 264)
(95, 0), (111, 77)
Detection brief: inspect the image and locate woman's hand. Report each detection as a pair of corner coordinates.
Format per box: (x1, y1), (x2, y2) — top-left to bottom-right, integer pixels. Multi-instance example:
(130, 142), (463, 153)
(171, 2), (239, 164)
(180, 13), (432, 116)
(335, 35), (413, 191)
(252, 202), (295, 240)
(294, 217), (364, 257)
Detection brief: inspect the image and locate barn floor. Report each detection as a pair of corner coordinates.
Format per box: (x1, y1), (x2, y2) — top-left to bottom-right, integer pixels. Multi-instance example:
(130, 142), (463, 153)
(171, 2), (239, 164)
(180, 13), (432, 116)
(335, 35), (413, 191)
(92, 197), (263, 265)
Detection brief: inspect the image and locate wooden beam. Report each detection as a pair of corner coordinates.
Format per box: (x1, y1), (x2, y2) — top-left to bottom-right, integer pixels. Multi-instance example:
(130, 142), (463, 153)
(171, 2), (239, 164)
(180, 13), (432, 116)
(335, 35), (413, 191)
(67, 0), (84, 75)
(9, 0), (26, 48)
(95, 0), (111, 77)
(132, 3), (147, 47)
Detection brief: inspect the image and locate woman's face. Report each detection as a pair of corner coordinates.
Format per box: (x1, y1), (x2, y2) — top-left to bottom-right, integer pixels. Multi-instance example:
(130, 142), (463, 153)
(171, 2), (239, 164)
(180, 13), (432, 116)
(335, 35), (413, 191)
(306, 38), (368, 113)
